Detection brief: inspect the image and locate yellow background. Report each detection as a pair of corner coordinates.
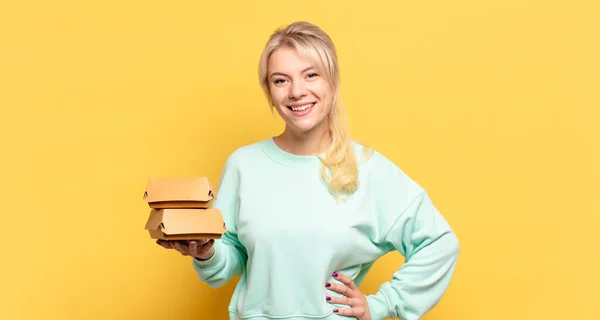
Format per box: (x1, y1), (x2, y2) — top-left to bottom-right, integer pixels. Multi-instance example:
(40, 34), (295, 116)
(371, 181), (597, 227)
(1, 0), (598, 319)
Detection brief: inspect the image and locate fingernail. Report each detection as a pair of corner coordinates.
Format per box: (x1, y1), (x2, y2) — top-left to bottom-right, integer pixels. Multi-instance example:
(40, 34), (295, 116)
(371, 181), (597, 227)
(326, 296), (331, 301)
(333, 308), (339, 313)
(325, 282), (331, 287)
(332, 272), (338, 277)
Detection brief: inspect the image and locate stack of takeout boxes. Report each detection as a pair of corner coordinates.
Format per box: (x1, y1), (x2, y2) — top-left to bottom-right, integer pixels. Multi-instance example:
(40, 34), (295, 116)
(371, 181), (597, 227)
(143, 177), (226, 241)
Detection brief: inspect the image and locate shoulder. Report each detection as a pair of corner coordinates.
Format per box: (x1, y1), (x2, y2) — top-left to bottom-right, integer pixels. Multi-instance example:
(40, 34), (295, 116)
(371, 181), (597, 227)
(351, 140), (425, 197)
(227, 140), (267, 164)
(221, 139), (270, 168)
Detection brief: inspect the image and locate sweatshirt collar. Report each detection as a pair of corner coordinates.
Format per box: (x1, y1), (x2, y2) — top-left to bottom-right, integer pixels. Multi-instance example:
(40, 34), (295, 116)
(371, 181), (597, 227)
(261, 137), (323, 168)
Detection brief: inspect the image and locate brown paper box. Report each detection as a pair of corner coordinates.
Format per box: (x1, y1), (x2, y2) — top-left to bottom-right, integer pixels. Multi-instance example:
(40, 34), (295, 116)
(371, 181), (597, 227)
(143, 177), (215, 209)
(142, 176), (226, 241)
(144, 208), (226, 240)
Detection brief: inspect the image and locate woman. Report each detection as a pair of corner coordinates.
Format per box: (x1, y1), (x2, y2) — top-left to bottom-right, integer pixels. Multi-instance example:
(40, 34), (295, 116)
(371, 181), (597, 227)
(157, 21), (460, 320)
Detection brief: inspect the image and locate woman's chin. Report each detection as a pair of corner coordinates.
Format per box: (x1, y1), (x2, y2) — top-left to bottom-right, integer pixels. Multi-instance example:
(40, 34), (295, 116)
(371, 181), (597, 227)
(286, 120), (328, 136)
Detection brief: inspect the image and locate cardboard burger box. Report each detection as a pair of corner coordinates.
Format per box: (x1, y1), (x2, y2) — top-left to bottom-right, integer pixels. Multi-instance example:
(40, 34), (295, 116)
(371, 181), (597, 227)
(143, 177), (226, 241)
(143, 176), (216, 209)
(144, 208), (226, 240)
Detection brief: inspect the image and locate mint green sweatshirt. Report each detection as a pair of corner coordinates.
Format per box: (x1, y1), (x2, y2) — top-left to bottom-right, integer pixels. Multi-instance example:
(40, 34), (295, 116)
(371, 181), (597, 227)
(192, 138), (459, 320)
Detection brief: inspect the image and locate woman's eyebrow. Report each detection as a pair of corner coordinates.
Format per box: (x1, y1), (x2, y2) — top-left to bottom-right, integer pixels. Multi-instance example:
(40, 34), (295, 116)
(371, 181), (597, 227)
(270, 66), (316, 78)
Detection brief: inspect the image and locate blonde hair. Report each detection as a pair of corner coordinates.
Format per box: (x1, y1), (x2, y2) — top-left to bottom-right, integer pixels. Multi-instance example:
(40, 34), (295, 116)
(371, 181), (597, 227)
(258, 21), (372, 201)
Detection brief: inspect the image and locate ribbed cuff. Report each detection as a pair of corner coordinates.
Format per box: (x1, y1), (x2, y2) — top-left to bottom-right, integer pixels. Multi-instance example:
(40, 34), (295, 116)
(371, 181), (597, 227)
(192, 241), (223, 269)
(366, 292), (392, 320)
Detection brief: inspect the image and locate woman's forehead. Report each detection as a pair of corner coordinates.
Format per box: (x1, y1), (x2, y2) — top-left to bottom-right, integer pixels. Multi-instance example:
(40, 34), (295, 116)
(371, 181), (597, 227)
(268, 47), (325, 75)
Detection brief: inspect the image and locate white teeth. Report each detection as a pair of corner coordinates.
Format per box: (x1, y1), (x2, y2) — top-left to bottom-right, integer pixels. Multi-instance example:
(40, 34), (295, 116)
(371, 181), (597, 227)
(290, 103), (314, 111)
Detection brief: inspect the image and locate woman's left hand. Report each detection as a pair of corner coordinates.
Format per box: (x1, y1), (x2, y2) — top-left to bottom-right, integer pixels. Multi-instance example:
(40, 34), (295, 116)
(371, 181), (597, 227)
(325, 272), (371, 320)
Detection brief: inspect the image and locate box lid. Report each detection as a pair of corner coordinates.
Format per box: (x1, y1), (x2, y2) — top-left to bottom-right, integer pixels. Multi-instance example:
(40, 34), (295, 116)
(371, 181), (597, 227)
(144, 208), (226, 236)
(143, 177), (215, 203)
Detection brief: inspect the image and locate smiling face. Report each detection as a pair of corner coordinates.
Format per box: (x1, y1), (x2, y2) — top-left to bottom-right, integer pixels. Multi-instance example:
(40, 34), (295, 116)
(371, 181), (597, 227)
(267, 47), (334, 137)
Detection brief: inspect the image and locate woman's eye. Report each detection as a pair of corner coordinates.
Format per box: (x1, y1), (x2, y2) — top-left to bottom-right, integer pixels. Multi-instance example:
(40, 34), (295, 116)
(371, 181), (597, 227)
(273, 78), (285, 84)
(307, 73), (319, 78)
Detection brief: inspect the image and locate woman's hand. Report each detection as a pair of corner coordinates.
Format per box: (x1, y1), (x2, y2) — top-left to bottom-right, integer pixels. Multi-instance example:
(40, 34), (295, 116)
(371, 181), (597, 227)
(156, 239), (215, 260)
(325, 272), (371, 320)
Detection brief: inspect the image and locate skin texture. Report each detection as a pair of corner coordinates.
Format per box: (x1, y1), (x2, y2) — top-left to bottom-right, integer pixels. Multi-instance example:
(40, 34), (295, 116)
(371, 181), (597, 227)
(156, 239), (215, 260)
(156, 47), (371, 318)
(326, 271), (372, 319)
(267, 46), (334, 156)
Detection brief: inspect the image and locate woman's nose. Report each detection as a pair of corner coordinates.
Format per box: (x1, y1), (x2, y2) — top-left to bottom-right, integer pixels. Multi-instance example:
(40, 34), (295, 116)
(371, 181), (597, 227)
(289, 81), (307, 99)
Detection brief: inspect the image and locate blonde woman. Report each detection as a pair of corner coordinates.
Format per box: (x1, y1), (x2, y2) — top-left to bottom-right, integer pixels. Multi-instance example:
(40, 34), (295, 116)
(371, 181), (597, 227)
(158, 21), (460, 320)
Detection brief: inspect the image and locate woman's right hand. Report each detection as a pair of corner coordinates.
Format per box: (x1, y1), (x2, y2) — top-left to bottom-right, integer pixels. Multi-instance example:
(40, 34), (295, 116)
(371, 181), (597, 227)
(156, 239), (216, 260)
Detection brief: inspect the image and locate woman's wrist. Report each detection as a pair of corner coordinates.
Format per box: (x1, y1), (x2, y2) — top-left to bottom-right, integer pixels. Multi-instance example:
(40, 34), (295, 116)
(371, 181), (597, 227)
(194, 248), (216, 261)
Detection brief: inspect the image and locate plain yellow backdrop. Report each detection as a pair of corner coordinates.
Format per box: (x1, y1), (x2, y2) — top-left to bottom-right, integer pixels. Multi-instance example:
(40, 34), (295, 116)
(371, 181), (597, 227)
(1, 0), (598, 319)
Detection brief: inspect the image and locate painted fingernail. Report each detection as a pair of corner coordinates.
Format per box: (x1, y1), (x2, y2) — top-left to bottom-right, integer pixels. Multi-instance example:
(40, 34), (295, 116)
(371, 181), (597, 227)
(332, 272), (338, 277)
(333, 308), (339, 313)
(325, 282), (331, 287)
(326, 296), (331, 301)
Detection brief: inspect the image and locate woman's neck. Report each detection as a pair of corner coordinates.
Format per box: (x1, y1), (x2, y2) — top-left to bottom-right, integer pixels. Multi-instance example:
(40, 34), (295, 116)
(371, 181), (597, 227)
(274, 125), (331, 156)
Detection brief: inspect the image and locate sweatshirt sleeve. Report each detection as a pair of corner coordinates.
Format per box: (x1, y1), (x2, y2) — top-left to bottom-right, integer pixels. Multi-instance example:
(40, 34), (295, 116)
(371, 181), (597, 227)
(191, 154), (248, 288)
(366, 155), (460, 320)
